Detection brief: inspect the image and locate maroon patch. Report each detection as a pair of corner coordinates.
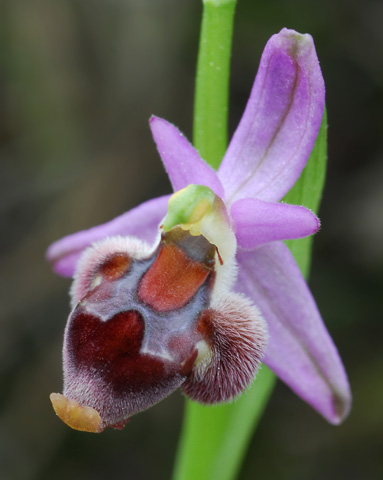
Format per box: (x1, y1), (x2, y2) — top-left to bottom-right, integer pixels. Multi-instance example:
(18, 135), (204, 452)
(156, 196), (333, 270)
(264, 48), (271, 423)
(68, 310), (169, 395)
(98, 253), (131, 280)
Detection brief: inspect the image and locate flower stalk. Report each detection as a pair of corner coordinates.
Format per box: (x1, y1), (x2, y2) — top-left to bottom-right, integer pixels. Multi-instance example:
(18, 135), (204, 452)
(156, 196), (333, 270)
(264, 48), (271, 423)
(193, 0), (237, 169)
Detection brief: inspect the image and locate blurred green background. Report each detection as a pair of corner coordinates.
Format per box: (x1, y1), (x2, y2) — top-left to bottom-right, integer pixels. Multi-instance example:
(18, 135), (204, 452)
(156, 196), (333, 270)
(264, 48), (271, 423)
(0, 0), (382, 479)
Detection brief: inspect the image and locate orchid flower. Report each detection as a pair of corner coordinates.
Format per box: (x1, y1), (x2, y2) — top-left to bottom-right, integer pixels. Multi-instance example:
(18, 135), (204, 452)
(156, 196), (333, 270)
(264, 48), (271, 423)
(48, 29), (351, 433)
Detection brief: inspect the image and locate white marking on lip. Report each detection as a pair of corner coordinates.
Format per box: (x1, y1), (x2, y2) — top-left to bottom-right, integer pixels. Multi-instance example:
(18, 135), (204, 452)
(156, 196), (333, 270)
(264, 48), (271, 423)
(91, 275), (102, 290)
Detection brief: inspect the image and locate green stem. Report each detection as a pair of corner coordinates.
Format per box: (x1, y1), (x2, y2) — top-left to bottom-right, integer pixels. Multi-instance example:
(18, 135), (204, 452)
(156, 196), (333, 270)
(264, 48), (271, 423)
(193, 0), (237, 169)
(173, 367), (276, 480)
(173, 1), (328, 479)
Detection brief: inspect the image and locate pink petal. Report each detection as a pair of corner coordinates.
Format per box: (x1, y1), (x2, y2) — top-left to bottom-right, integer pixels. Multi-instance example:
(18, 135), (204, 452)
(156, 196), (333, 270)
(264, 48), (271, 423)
(236, 243), (351, 424)
(218, 28), (325, 204)
(47, 195), (169, 277)
(150, 116), (225, 198)
(231, 198), (320, 249)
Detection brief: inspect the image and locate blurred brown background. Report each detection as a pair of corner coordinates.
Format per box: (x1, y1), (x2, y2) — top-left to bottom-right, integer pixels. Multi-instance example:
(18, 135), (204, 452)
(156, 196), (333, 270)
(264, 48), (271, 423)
(0, 0), (382, 479)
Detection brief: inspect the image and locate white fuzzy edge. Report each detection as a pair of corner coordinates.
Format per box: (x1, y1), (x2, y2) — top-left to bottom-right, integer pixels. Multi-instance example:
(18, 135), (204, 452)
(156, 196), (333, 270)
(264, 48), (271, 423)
(70, 236), (153, 308)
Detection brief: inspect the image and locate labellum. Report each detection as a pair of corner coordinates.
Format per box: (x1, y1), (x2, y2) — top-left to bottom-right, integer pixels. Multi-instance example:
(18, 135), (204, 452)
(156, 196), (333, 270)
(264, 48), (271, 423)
(50, 186), (267, 432)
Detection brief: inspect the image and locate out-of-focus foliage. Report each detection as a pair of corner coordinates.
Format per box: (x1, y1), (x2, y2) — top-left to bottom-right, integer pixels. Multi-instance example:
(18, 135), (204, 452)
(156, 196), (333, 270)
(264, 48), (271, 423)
(0, 0), (382, 479)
